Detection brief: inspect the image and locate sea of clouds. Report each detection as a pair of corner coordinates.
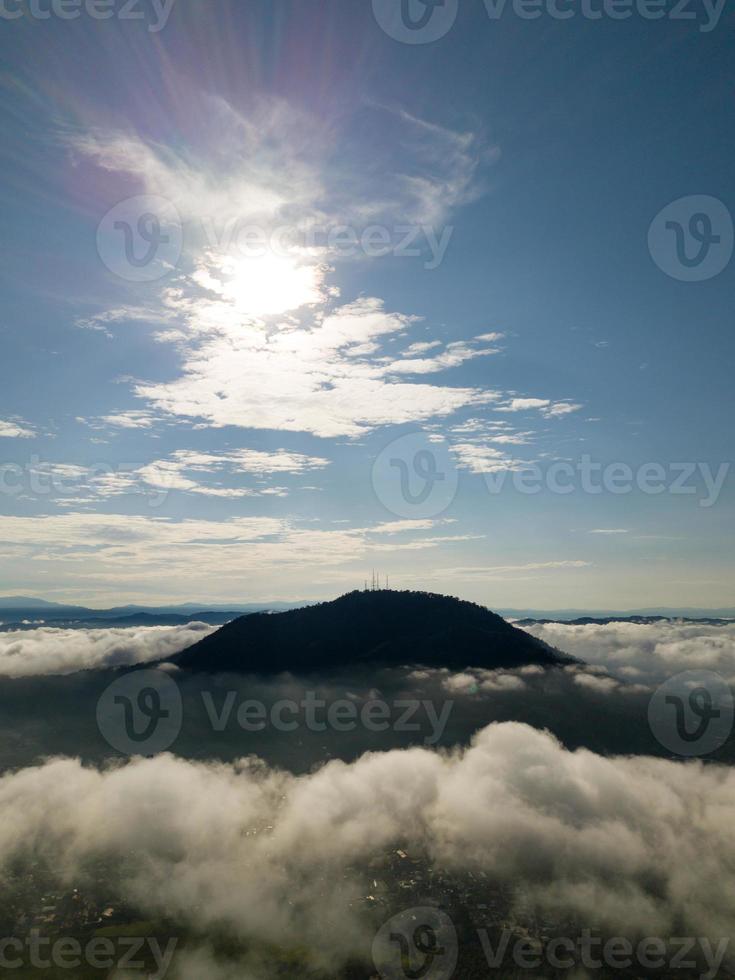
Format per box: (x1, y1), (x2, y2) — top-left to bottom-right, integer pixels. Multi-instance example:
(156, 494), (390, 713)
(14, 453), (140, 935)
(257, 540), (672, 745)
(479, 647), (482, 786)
(2, 618), (734, 688)
(525, 620), (735, 688)
(0, 722), (733, 977)
(0, 617), (733, 977)
(0, 622), (216, 677)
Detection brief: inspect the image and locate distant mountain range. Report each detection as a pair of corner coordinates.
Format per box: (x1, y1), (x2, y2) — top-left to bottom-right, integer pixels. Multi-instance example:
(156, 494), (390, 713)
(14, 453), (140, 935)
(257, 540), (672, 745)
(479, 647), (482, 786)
(500, 606), (735, 620)
(0, 595), (731, 633)
(0, 596), (303, 613)
(1, 595), (732, 621)
(0, 597), (305, 630)
(518, 615), (735, 627)
(168, 589), (572, 674)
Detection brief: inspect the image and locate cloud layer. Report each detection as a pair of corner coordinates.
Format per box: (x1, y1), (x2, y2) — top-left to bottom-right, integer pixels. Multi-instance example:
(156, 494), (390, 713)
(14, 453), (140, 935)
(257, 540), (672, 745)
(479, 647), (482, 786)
(525, 620), (735, 687)
(0, 622), (215, 677)
(0, 722), (733, 975)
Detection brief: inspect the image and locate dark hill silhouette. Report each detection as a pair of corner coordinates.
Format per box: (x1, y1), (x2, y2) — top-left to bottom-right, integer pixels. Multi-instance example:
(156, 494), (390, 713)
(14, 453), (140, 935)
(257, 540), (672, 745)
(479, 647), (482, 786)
(168, 589), (572, 674)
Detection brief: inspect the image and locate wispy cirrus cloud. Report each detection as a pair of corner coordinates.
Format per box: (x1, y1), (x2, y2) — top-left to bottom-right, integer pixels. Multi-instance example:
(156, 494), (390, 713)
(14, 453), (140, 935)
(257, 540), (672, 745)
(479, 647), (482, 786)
(132, 448), (330, 499)
(80, 411), (159, 430)
(439, 560), (592, 577)
(19, 449), (331, 505)
(0, 512), (470, 599)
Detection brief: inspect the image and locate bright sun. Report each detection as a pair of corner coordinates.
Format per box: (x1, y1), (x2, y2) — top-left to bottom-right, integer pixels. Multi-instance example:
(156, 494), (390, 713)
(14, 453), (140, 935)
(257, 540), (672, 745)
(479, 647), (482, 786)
(213, 252), (325, 317)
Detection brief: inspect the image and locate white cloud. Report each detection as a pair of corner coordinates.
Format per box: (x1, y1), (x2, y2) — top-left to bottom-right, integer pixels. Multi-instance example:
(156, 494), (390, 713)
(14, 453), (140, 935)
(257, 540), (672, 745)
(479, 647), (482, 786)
(0, 622), (214, 677)
(439, 561), (592, 577)
(497, 398), (550, 412)
(18, 449), (332, 504)
(443, 668), (528, 693)
(450, 441), (527, 474)
(348, 102), (486, 227)
(542, 401), (583, 418)
(0, 512), (465, 596)
(525, 620), (735, 687)
(82, 411), (159, 430)
(0, 418), (35, 439)
(70, 99), (568, 441)
(446, 416), (536, 473)
(572, 672), (622, 694)
(496, 398), (583, 417)
(135, 296), (497, 438)
(383, 339), (500, 376)
(367, 519), (444, 535)
(401, 340), (442, 355)
(489, 431), (533, 445)
(134, 448), (330, 499)
(0, 721), (733, 965)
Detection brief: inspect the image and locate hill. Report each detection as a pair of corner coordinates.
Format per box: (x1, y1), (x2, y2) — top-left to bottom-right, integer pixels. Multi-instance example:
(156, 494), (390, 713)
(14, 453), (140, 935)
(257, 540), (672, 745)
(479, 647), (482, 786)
(0, 596), (66, 609)
(169, 589), (571, 674)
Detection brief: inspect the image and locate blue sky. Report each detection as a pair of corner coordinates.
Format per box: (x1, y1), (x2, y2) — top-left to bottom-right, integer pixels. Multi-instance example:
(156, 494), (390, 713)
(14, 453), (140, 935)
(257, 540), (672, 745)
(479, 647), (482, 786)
(0, 0), (733, 607)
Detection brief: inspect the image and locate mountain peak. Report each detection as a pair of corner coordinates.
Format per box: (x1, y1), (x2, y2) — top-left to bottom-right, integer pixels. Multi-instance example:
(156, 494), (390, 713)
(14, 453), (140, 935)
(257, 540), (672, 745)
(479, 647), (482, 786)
(169, 589), (570, 674)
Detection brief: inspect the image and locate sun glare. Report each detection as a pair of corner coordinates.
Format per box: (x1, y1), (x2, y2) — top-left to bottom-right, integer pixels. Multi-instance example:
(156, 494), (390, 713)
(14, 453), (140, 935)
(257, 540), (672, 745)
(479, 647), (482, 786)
(215, 252), (324, 316)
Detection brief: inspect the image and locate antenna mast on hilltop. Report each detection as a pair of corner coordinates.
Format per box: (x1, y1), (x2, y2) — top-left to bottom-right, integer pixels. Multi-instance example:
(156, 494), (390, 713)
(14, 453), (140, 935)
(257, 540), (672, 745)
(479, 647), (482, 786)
(363, 571), (390, 591)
